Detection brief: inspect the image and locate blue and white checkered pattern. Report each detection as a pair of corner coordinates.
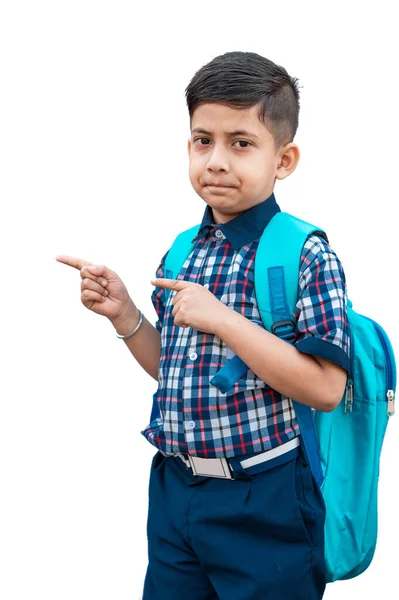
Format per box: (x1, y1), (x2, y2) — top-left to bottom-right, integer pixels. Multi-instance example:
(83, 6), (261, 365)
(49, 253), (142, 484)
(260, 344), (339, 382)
(141, 194), (350, 458)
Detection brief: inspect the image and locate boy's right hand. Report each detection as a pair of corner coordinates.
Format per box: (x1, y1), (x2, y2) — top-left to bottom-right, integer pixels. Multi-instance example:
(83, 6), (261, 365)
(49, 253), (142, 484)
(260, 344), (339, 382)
(55, 255), (137, 325)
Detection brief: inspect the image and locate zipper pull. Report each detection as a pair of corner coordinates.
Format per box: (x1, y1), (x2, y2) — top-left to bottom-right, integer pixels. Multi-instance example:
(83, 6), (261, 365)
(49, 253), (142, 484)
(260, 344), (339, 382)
(387, 390), (395, 417)
(345, 378), (353, 414)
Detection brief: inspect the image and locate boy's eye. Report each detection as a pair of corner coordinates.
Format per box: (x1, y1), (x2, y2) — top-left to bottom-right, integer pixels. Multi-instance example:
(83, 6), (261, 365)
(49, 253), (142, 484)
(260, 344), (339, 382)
(196, 137), (211, 145)
(233, 140), (251, 148)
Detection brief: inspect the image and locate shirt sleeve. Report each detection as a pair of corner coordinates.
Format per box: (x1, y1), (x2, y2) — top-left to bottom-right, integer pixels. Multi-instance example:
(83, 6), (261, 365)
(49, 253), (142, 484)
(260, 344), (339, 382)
(151, 249), (169, 334)
(293, 234), (351, 374)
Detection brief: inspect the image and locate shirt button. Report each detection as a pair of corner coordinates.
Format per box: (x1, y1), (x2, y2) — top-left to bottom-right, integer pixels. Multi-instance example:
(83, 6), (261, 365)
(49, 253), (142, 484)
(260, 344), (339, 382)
(185, 421), (196, 430)
(215, 229), (223, 238)
(203, 283), (209, 290)
(189, 352), (198, 361)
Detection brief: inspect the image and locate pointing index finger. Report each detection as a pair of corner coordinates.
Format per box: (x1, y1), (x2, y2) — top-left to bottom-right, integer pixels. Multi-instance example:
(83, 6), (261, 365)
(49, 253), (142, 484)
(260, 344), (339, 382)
(151, 278), (190, 290)
(55, 255), (93, 271)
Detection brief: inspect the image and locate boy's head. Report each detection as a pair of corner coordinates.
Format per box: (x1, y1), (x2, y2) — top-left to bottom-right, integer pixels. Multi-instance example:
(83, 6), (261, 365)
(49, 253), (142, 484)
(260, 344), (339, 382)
(185, 51), (301, 224)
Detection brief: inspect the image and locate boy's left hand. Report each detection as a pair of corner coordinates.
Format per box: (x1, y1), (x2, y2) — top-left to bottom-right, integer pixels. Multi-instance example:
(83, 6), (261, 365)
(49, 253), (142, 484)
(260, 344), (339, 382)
(151, 278), (229, 334)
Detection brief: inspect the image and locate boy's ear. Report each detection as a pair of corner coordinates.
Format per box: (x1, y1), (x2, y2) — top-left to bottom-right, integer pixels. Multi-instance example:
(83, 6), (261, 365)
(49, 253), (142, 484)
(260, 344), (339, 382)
(276, 143), (300, 180)
(187, 139), (191, 155)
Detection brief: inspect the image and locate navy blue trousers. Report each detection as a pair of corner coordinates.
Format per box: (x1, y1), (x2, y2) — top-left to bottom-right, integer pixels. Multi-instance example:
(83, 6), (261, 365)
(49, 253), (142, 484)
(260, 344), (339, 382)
(142, 445), (326, 599)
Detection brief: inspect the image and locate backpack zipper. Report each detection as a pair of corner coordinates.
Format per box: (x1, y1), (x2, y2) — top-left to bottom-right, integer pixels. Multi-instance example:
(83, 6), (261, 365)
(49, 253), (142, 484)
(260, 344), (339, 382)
(344, 377), (354, 414)
(344, 323), (355, 414)
(387, 390), (395, 417)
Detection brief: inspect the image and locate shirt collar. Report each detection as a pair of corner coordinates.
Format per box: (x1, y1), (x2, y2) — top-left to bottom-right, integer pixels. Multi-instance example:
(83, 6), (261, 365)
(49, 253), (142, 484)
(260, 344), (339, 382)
(191, 192), (281, 250)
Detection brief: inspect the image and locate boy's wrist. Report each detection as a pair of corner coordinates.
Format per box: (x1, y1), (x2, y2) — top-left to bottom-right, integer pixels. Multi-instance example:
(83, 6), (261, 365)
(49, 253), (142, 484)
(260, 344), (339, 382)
(213, 304), (237, 338)
(111, 303), (141, 336)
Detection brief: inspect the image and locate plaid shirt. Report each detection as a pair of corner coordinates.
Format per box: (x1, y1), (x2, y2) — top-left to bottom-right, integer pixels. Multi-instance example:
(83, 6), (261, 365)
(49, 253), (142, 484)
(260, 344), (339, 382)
(141, 193), (351, 458)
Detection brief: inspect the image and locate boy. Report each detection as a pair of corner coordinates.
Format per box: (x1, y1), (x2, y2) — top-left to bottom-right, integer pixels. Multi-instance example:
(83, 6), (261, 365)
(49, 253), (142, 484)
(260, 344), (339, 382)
(57, 51), (350, 599)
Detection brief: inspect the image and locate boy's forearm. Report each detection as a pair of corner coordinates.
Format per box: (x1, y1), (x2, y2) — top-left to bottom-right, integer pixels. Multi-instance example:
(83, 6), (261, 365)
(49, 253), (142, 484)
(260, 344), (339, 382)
(214, 306), (339, 412)
(111, 308), (160, 381)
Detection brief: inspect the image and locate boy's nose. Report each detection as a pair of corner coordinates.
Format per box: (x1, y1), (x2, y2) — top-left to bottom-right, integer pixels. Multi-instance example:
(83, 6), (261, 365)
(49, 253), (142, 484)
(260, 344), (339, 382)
(206, 146), (230, 172)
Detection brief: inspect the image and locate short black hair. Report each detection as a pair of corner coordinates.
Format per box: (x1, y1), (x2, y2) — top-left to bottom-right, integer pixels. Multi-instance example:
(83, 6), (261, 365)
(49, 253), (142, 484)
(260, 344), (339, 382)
(185, 51), (301, 150)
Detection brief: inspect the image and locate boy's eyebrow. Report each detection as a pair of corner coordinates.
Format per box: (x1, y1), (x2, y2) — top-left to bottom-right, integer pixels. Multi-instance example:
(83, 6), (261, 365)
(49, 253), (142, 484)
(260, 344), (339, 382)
(191, 128), (260, 140)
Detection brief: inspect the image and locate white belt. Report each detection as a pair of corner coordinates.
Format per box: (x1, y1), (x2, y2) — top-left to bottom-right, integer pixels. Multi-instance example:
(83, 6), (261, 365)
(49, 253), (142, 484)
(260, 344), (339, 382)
(175, 436), (300, 479)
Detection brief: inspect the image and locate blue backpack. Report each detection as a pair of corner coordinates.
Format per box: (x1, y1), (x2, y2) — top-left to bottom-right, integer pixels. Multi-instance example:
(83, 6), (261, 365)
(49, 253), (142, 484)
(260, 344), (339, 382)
(151, 211), (397, 584)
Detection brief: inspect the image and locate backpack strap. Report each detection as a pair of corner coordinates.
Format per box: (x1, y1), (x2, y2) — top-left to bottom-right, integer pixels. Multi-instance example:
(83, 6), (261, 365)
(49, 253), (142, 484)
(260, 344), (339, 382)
(255, 211), (328, 487)
(254, 212), (328, 333)
(163, 224), (201, 304)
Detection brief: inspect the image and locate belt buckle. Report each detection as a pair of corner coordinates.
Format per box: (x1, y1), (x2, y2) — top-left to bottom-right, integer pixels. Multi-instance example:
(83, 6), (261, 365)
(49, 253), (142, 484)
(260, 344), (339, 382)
(187, 455), (234, 479)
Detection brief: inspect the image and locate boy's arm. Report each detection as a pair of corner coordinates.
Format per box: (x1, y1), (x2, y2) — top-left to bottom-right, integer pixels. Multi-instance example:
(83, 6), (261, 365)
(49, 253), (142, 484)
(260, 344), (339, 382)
(111, 250), (169, 382)
(214, 311), (347, 412)
(214, 235), (350, 412)
(112, 305), (161, 382)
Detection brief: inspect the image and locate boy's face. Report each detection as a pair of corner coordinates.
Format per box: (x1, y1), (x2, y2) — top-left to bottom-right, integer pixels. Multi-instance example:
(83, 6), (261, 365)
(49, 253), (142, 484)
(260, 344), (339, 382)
(187, 102), (300, 224)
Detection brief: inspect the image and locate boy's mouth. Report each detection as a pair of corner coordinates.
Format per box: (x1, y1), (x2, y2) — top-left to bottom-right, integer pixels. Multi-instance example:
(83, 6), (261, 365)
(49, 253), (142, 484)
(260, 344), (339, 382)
(206, 183), (235, 188)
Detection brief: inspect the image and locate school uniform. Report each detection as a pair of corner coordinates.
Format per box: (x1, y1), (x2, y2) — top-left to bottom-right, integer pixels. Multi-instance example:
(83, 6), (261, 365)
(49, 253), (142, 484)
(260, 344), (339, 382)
(141, 192), (351, 599)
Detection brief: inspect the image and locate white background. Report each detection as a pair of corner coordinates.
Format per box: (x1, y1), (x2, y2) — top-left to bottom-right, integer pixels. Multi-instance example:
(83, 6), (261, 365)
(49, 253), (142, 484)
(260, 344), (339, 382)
(1, 1), (398, 598)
